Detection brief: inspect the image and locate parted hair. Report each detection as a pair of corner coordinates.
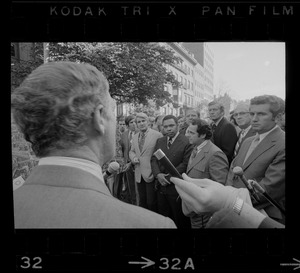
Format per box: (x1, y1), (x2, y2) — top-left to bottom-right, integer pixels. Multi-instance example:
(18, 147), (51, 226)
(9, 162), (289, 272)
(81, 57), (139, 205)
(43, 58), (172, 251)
(250, 95), (285, 118)
(11, 61), (109, 157)
(191, 118), (213, 140)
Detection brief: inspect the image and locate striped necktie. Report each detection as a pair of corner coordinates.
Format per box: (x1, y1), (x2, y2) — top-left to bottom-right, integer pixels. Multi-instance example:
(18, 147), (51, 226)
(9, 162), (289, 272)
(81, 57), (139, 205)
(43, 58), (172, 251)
(243, 134), (260, 164)
(188, 146), (198, 166)
(234, 129), (245, 157)
(139, 132), (146, 152)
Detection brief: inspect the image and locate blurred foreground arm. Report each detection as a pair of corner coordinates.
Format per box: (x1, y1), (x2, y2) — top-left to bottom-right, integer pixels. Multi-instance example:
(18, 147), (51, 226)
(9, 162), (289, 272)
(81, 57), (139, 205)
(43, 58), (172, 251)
(170, 174), (284, 228)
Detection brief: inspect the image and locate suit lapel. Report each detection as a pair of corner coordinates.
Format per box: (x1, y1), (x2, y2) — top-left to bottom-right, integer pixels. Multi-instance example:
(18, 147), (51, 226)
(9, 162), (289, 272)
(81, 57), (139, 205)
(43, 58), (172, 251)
(242, 129), (278, 170)
(140, 129), (151, 156)
(187, 142), (210, 172)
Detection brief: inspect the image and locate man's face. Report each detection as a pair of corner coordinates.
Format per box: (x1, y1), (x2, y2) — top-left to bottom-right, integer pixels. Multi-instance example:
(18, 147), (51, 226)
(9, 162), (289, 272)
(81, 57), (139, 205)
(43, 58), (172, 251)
(233, 106), (251, 129)
(186, 111), (198, 124)
(178, 118), (185, 128)
(185, 124), (203, 145)
(136, 117), (148, 132)
(163, 118), (178, 138)
(208, 104), (223, 122)
(118, 120), (126, 133)
(249, 103), (276, 134)
(128, 119), (136, 132)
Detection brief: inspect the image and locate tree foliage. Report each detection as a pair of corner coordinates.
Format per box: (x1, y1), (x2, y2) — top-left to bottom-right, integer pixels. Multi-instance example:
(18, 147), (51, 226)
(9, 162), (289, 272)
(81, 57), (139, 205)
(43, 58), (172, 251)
(29, 42), (181, 107)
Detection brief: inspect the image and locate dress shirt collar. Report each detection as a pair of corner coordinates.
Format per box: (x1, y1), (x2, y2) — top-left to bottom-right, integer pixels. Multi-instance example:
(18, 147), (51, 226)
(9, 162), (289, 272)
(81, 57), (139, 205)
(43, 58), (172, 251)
(212, 116), (224, 127)
(257, 125), (279, 143)
(195, 140), (209, 154)
(241, 125), (252, 137)
(168, 131), (179, 144)
(38, 156), (104, 184)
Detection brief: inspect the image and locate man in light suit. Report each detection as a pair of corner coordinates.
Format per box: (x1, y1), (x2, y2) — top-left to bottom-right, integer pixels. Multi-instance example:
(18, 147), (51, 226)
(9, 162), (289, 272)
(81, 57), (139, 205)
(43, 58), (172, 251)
(208, 101), (238, 164)
(12, 62), (176, 228)
(226, 95), (285, 224)
(184, 118), (229, 228)
(129, 112), (162, 212)
(232, 103), (256, 158)
(151, 115), (193, 228)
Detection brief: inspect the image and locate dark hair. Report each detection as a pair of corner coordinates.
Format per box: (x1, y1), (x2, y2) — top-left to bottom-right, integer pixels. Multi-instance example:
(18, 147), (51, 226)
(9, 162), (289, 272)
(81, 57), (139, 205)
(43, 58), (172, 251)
(250, 95), (285, 118)
(125, 115), (135, 126)
(191, 118), (212, 140)
(162, 115), (178, 125)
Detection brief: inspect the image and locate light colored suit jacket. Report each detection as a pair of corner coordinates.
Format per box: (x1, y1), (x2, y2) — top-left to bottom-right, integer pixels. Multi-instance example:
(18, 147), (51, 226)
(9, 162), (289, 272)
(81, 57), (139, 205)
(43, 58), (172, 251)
(187, 140), (229, 183)
(13, 165), (176, 228)
(226, 126), (285, 220)
(185, 140), (229, 228)
(129, 128), (162, 183)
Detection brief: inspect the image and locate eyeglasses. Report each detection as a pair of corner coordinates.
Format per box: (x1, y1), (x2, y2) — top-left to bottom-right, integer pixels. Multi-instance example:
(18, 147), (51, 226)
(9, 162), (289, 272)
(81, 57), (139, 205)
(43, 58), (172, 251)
(233, 112), (249, 118)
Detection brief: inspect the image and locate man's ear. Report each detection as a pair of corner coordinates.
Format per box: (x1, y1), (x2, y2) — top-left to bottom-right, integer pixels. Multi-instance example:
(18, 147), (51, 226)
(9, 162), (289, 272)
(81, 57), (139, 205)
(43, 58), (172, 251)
(93, 104), (105, 135)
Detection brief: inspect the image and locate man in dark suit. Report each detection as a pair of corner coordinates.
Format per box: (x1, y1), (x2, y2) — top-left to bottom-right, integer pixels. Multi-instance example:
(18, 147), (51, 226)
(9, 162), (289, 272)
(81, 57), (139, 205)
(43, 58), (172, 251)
(208, 101), (238, 164)
(151, 115), (193, 228)
(226, 95), (285, 224)
(232, 103), (256, 158)
(12, 62), (176, 228)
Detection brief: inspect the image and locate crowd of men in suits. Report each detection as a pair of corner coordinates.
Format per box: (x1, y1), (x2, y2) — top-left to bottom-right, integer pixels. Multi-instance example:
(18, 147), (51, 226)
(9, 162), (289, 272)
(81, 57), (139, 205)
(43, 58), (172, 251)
(114, 95), (286, 228)
(12, 61), (285, 228)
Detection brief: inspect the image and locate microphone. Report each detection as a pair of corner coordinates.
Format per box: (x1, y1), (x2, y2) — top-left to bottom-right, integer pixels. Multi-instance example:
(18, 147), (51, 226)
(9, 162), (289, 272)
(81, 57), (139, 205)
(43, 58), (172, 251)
(103, 161), (120, 180)
(232, 166), (260, 202)
(249, 180), (286, 216)
(153, 149), (182, 180)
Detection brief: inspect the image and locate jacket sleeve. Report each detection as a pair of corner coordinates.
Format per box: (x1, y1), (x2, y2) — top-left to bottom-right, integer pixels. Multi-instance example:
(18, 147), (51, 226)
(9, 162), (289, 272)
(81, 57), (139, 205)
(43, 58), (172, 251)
(221, 123), (238, 163)
(150, 138), (161, 178)
(252, 145), (285, 210)
(208, 151), (229, 184)
(176, 141), (193, 174)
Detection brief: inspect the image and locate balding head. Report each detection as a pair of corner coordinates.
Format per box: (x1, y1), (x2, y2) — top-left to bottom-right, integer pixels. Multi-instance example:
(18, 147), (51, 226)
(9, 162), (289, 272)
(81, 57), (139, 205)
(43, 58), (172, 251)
(233, 102), (251, 129)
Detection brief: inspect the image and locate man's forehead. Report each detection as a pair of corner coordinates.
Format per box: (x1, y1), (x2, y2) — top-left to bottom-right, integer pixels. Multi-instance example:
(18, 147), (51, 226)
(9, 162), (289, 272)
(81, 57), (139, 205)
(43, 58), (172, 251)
(250, 103), (271, 112)
(235, 104), (249, 112)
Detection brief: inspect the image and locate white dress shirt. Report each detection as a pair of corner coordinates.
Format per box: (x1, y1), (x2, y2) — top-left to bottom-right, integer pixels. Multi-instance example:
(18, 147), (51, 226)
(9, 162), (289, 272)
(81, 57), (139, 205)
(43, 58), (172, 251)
(38, 156), (104, 184)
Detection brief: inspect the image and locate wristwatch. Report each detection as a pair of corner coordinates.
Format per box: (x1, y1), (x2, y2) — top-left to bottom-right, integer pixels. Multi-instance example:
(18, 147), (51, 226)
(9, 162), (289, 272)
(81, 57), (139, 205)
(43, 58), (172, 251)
(233, 197), (244, 215)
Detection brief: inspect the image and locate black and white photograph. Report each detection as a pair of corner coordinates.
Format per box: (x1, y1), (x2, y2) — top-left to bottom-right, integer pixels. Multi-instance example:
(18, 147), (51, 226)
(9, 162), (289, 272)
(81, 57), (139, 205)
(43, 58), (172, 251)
(11, 42), (285, 229)
(10, 1), (299, 272)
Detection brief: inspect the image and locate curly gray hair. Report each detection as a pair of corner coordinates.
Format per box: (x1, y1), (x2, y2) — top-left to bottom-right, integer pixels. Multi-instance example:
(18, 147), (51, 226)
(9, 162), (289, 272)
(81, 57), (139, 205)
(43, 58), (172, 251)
(11, 61), (109, 157)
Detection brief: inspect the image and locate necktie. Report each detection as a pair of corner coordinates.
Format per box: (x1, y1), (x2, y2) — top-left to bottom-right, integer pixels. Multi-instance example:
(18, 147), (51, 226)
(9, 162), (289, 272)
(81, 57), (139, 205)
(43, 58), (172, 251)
(243, 134), (260, 164)
(167, 137), (173, 149)
(139, 132), (146, 152)
(211, 123), (217, 133)
(188, 146), (198, 165)
(234, 129), (245, 157)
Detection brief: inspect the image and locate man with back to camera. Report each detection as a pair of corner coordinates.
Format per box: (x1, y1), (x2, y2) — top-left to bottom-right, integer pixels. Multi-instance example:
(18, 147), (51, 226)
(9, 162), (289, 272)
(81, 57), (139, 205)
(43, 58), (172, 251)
(208, 100), (238, 164)
(151, 115), (193, 228)
(12, 61), (176, 228)
(226, 95), (285, 224)
(129, 112), (163, 212)
(232, 102), (256, 158)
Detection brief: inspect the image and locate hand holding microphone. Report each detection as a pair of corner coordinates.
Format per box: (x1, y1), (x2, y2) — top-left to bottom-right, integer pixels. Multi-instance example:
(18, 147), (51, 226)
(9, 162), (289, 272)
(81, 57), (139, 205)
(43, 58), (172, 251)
(103, 161), (120, 180)
(232, 166), (260, 202)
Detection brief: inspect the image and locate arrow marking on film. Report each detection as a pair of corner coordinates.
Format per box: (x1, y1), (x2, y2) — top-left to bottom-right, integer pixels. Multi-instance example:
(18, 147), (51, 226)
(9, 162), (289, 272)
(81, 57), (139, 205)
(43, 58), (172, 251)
(128, 256), (155, 269)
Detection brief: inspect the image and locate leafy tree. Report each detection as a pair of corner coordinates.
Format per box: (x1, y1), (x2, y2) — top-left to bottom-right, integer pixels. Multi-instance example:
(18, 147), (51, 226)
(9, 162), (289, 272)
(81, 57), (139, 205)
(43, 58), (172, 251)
(35, 42), (181, 107)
